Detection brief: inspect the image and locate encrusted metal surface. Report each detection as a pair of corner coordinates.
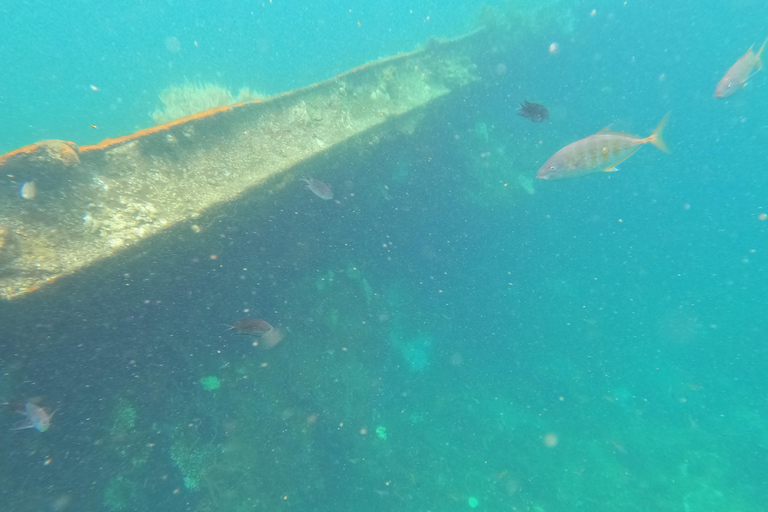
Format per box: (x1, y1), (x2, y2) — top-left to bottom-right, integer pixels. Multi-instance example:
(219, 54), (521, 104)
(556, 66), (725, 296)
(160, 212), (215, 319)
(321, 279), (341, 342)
(0, 33), (482, 300)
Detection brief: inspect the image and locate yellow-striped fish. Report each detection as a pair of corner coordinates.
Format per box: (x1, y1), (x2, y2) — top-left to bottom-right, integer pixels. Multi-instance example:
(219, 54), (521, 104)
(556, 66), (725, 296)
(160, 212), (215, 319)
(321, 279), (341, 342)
(715, 39), (766, 98)
(536, 114), (669, 180)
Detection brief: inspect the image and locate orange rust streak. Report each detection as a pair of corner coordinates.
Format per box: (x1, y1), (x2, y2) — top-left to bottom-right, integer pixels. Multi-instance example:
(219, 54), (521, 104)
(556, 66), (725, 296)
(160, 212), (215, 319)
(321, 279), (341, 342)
(7, 274), (61, 299)
(3, 46), (423, 163)
(79, 104), (238, 153)
(0, 143), (46, 167)
(636, 135), (654, 146)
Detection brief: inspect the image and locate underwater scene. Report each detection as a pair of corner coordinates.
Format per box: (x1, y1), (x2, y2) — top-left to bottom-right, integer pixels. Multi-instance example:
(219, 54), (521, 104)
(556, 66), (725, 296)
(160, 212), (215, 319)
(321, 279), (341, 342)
(2, 1), (768, 511)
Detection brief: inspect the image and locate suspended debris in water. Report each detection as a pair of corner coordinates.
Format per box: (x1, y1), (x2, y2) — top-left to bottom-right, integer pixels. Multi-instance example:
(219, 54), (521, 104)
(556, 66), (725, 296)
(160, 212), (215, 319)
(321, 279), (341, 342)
(302, 177), (333, 200)
(19, 182), (37, 199)
(517, 101), (549, 122)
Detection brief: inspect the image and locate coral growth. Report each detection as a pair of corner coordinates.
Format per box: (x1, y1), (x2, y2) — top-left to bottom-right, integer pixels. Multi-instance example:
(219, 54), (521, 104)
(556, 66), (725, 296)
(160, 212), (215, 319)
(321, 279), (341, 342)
(170, 435), (219, 490)
(200, 375), (221, 391)
(103, 476), (136, 511)
(31, 140), (81, 166)
(108, 399), (137, 435)
(151, 83), (266, 125)
(476, 0), (577, 41)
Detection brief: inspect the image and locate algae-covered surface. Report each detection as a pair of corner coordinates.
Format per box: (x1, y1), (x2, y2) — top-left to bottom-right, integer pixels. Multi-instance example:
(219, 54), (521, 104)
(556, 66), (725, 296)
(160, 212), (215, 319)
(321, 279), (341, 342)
(2, 2), (768, 512)
(0, 34), (479, 300)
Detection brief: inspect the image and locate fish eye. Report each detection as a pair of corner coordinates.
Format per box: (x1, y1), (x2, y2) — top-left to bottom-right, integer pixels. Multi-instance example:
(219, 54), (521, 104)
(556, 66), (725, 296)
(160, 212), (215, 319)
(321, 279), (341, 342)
(549, 165), (556, 171)
(727, 82), (734, 88)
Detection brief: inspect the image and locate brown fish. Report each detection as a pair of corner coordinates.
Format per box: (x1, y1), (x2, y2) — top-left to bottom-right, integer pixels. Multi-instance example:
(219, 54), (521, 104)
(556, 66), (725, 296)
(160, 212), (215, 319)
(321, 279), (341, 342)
(715, 39), (766, 98)
(518, 101), (549, 122)
(536, 114), (669, 180)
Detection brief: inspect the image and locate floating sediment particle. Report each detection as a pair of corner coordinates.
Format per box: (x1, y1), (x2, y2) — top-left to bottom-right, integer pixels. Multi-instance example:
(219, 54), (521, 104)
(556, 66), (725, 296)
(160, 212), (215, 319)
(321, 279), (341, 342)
(19, 182), (37, 199)
(164, 36), (181, 54)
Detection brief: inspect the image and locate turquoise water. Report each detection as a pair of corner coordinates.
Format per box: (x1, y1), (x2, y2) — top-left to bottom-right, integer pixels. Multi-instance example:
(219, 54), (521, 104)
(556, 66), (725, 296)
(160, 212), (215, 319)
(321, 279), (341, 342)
(0, 0), (485, 152)
(2, 1), (768, 511)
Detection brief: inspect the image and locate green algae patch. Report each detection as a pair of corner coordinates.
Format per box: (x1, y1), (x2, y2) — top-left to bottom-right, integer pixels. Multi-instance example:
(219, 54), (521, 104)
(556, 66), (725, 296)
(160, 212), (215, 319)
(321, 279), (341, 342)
(200, 375), (221, 391)
(170, 436), (219, 490)
(375, 426), (388, 440)
(103, 476), (136, 511)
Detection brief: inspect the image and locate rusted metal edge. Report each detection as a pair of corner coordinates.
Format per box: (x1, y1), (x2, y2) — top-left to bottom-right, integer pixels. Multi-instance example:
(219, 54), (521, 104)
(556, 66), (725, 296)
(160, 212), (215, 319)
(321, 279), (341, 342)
(0, 29), (487, 168)
(0, 28), (487, 300)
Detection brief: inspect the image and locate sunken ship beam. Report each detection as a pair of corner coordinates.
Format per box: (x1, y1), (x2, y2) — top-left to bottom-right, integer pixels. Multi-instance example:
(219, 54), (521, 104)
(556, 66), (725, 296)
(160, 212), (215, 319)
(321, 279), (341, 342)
(0, 31), (485, 300)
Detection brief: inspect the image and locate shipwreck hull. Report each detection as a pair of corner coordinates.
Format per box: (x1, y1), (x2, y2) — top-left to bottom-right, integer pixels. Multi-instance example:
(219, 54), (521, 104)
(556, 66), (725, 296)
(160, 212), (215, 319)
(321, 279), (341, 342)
(0, 32), (484, 300)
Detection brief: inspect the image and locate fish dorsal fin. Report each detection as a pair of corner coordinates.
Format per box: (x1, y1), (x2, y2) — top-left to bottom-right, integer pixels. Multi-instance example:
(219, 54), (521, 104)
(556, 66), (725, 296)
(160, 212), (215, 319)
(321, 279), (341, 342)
(739, 45), (756, 62)
(597, 125), (612, 134)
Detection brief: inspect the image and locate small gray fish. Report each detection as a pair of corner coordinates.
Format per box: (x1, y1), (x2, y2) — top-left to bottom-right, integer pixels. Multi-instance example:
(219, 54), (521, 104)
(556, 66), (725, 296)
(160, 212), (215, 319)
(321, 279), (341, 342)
(303, 177), (333, 200)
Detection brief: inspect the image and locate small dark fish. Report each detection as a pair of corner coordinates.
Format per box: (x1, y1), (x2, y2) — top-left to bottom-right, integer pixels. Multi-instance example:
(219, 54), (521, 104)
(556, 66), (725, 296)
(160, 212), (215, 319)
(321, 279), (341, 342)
(228, 318), (274, 336)
(517, 101), (549, 122)
(302, 177), (333, 200)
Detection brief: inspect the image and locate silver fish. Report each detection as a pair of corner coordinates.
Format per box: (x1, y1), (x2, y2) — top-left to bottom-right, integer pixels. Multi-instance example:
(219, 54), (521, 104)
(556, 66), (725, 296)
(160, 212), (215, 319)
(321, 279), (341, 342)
(12, 402), (57, 432)
(537, 114), (669, 180)
(715, 39), (766, 98)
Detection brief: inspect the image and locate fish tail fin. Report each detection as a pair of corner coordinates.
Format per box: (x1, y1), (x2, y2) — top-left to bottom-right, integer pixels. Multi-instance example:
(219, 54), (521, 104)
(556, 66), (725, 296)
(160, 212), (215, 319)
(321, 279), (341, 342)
(649, 113), (670, 153)
(757, 37), (767, 69)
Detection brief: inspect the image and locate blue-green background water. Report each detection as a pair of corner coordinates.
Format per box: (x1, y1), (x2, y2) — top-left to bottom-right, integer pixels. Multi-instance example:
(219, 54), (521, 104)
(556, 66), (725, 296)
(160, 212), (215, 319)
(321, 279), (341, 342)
(2, 1), (768, 511)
